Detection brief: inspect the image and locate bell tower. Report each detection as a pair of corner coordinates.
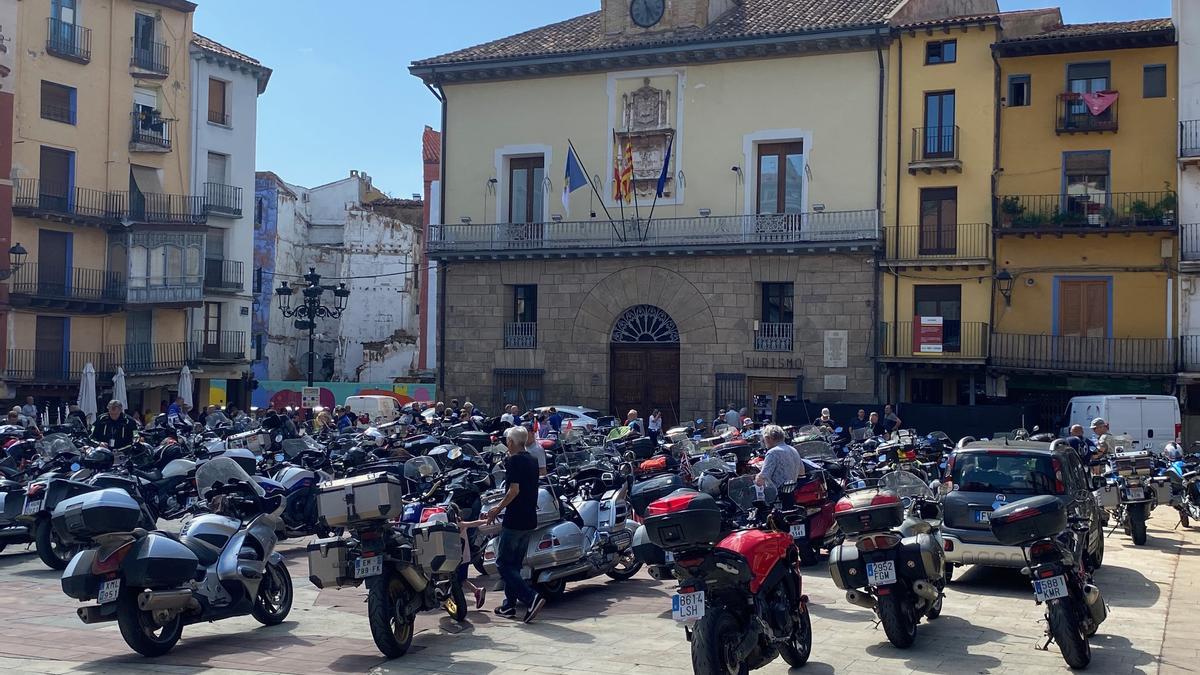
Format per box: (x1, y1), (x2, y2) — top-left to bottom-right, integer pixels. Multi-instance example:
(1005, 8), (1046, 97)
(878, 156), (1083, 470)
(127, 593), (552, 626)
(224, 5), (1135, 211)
(602, 0), (741, 37)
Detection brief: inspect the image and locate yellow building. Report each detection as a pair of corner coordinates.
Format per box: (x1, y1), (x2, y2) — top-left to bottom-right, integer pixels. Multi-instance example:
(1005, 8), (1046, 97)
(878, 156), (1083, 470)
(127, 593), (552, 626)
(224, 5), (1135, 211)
(880, 14), (1000, 406)
(992, 15), (1178, 420)
(8, 0), (205, 412)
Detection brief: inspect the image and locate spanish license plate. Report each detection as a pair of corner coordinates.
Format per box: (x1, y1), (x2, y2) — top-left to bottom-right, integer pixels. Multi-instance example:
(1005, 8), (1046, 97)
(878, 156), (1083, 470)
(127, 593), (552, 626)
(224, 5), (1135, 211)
(22, 499), (42, 515)
(354, 556), (383, 579)
(672, 591), (704, 622)
(790, 523), (807, 539)
(1125, 487), (1145, 501)
(97, 579), (121, 604)
(866, 560), (897, 586)
(1033, 574), (1068, 602)
(974, 510), (991, 523)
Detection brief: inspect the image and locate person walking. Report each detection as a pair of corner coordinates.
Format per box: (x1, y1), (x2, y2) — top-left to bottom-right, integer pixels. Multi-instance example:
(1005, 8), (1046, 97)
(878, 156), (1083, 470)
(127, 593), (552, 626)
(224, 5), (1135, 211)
(647, 409), (663, 445)
(485, 426), (547, 623)
(883, 404), (903, 433)
(1090, 418), (1115, 474)
(724, 405), (740, 428)
(754, 425), (803, 505)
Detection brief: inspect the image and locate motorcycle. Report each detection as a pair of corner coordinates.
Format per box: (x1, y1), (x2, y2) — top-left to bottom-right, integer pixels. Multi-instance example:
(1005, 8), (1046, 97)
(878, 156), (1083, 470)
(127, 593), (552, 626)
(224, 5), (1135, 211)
(256, 437), (335, 538)
(1155, 443), (1199, 528)
(990, 493), (1108, 669)
(1098, 450), (1157, 545)
(827, 471), (946, 649)
(644, 476), (811, 674)
(57, 457), (293, 656)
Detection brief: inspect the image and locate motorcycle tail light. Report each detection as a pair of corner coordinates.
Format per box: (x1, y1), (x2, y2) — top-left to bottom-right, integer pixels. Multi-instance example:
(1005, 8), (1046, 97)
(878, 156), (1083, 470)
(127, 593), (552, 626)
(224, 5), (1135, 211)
(1038, 568), (1056, 579)
(26, 483), (45, 498)
(1030, 541), (1056, 559)
(943, 539), (954, 552)
(1051, 458), (1066, 494)
(856, 537), (876, 553)
(537, 535), (561, 550)
(677, 557), (704, 569)
(679, 585), (697, 594)
(872, 534), (901, 550)
(647, 493), (698, 516)
(1176, 423), (1182, 441)
(420, 507), (446, 523)
(359, 529), (380, 541)
(834, 497), (855, 513)
(92, 540), (135, 575)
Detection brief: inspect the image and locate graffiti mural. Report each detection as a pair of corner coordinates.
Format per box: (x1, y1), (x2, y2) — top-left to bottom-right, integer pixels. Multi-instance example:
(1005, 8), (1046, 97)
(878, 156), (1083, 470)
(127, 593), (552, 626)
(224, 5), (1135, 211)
(252, 380), (435, 410)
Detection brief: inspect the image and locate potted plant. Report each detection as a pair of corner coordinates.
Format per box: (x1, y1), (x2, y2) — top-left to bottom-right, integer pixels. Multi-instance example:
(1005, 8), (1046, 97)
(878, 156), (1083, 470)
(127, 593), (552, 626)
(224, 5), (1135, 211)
(999, 196), (1024, 228)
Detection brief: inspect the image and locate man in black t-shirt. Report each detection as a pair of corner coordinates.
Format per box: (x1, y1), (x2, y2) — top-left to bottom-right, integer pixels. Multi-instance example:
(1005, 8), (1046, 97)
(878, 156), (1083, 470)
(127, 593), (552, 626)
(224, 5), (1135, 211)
(92, 400), (139, 449)
(485, 425), (547, 623)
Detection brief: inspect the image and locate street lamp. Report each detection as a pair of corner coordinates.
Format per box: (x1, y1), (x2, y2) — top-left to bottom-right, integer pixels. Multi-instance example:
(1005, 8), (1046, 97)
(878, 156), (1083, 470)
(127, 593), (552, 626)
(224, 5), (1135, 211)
(275, 268), (350, 386)
(996, 268), (1015, 306)
(0, 244), (28, 281)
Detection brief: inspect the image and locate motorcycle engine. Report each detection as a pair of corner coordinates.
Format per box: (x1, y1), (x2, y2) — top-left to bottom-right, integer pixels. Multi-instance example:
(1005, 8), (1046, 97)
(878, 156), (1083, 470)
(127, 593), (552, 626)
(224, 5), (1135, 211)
(767, 587), (795, 638)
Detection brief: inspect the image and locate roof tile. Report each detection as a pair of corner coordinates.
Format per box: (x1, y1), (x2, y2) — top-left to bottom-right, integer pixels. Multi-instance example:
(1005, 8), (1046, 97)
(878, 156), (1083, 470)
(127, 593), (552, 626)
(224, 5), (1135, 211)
(999, 17), (1173, 43)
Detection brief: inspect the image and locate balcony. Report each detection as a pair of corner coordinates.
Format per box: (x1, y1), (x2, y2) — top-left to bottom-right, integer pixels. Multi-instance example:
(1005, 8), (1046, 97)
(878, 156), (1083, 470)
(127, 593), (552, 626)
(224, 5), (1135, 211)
(1056, 92), (1118, 134)
(1182, 224), (1200, 263)
(878, 322), (989, 361)
(884, 223), (991, 264)
(193, 330), (248, 362)
(754, 322), (793, 352)
(9, 263), (125, 312)
(5, 350), (111, 383)
(1181, 120), (1200, 160)
(429, 210), (880, 260)
(504, 322), (537, 349)
(990, 333), (1176, 376)
(130, 37), (169, 76)
(127, 278), (203, 306)
(204, 183), (242, 217)
(127, 192), (207, 225)
(995, 192), (1176, 234)
(45, 18), (90, 64)
(204, 258), (244, 293)
(131, 111), (171, 151)
(115, 342), (193, 375)
(12, 178), (125, 226)
(909, 126), (961, 174)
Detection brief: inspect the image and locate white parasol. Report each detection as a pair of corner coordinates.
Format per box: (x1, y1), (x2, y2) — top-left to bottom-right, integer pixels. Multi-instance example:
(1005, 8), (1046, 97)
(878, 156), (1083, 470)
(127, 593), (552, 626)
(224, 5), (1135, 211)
(79, 362), (98, 424)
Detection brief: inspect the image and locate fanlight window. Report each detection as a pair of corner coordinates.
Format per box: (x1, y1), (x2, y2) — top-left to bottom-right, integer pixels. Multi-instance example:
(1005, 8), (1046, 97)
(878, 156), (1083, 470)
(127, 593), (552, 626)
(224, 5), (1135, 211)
(611, 305), (679, 344)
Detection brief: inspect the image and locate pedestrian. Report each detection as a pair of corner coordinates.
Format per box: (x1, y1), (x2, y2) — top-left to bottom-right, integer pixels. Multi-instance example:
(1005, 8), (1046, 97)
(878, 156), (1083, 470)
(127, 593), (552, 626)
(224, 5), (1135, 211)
(869, 411), (887, 437)
(724, 405), (740, 428)
(1090, 418), (1115, 473)
(450, 398), (461, 415)
(315, 408), (333, 433)
(648, 409), (663, 445)
(884, 404), (902, 433)
(547, 407), (563, 433)
(20, 396), (38, 421)
(817, 407), (836, 431)
(92, 400), (138, 450)
(849, 409), (869, 432)
(625, 409), (643, 435)
(755, 424), (804, 503)
(435, 401), (446, 417)
(337, 405), (356, 431)
(486, 425), (547, 623)
(524, 429), (548, 477)
(500, 403), (516, 426)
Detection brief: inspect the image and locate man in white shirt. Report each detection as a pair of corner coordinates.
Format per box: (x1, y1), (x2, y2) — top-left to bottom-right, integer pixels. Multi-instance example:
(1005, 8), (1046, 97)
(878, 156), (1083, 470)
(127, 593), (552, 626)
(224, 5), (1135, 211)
(524, 432), (548, 477)
(500, 404), (516, 426)
(724, 405), (739, 428)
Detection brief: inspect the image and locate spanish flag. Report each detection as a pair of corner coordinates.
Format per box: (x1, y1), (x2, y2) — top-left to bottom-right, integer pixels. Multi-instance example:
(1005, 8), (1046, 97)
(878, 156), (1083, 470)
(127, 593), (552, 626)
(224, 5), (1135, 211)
(621, 140), (634, 203)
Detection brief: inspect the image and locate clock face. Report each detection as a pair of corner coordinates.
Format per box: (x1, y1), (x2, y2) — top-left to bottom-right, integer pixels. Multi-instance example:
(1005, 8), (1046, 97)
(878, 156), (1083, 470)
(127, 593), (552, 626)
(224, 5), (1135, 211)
(630, 0), (665, 28)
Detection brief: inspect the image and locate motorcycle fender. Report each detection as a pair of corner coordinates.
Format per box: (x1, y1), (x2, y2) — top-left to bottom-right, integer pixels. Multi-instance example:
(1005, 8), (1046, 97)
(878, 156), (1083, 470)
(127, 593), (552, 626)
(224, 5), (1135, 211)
(525, 522), (585, 569)
(828, 542), (864, 590)
(899, 533), (945, 580)
(124, 534), (199, 588)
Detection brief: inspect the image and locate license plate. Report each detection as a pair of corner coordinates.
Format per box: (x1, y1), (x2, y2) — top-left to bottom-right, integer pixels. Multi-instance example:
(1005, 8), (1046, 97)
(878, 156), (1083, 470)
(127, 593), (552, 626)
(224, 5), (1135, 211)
(790, 523), (807, 539)
(866, 560), (897, 586)
(1033, 574), (1068, 602)
(974, 510), (990, 523)
(354, 556), (383, 579)
(98, 579), (121, 604)
(1126, 487), (1145, 500)
(672, 590), (704, 622)
(23, 499), (42, 515)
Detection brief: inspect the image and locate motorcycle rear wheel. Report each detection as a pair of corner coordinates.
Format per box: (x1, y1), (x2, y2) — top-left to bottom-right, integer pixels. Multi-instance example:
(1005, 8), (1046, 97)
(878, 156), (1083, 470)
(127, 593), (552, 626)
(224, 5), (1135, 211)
(116, 588), (183, 657)
(251, 560), (293, 625)
(778, 606), (812, 667)
(1049, 601), (1091, 669)
(1129, 504), (1148, 546)
(878, 593), (917, 649)
(691, 608), (749, 675)
(367, 576), (414, 659)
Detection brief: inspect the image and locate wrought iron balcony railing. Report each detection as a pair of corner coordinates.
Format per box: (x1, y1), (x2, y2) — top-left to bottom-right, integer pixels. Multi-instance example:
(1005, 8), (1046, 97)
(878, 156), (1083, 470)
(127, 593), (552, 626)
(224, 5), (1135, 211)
(878, 322), (989, 359)
(127, 192), (207, 225)
(884, 223), (991, 261)
(115, 342), (193, 374)
(131, 110), (171, 149)
(909, 126), (960, 171)
(46, 18), (90, 63)
(5, 349), (111, 383)
(1181, 120), (1200, 158)
(12, 178), (126, 223)
(130, 37), (169, 75)
(504, 322), (537, 349)
(204, 258), (244, 292)
(204, 182), (242, 217)
(990, 333), (1176, 375)
(127, 277), (204, 305)
(1056, 92), (1118, 134)
(9, 263), (125, 308)
(995, 191), (1176, 231)
(192, 330), (248, 362)
(754, 322), (793, 352)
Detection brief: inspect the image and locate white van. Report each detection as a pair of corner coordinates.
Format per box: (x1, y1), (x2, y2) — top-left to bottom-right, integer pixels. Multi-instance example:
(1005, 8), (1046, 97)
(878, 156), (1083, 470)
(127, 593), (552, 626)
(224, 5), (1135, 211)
(344, 395), (402, 426)
(1062, 395), (1180, 451)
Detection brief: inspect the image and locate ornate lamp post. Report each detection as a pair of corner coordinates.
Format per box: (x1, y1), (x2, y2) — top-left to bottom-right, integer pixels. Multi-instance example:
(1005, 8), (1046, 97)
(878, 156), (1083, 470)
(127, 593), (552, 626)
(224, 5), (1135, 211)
(0, 244), (28, 281)
(275, 267), (350, 386)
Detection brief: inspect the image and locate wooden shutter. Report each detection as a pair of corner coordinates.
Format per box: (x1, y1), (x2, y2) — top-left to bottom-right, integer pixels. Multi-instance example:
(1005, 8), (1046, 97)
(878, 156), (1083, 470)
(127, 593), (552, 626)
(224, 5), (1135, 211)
(1058, 280), (1108, 338)
(1083, 282), (1107, 337)
(207, 79), (226, 123)
(1059, 282), (1083, 337)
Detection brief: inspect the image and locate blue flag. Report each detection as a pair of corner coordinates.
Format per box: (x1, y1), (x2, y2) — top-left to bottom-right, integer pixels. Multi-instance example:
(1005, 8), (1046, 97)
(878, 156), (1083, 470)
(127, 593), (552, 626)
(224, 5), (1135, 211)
(562, 145), (588, 212)
(656, 137), (673, 198)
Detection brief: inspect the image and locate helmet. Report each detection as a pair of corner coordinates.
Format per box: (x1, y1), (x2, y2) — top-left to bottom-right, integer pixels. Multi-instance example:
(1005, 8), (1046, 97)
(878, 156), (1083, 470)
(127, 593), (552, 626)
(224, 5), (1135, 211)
(360, 427), (385, 448)
(698, 473), (722, 498)
(1165, 442), (1183, 460)
(81, 447), (115, 470)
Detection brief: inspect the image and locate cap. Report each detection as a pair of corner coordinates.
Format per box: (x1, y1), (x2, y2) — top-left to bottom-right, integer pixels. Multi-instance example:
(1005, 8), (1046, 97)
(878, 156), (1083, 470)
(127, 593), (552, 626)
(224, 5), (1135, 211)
(1090, 417), (1107, 428)
(8, 407), (20, 414)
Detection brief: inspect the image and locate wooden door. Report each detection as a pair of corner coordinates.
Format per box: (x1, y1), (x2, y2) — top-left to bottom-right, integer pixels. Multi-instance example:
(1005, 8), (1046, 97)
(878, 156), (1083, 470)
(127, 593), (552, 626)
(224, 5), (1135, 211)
(37, 230), (71, 297)
(747, 377), (798, 424)
(35, 316), (68, 380)
(203, 302), (222, 356)
(1058, 280), (1109, 368)
(610, 345), (680, 428)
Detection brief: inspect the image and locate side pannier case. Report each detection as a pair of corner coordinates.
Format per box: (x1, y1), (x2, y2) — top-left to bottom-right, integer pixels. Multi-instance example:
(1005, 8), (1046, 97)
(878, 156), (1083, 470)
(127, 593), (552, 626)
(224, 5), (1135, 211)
(897, 532), (946, 581)
(643, 489), (722, 551)
(412, 521), (464, 573)
(52, 488), (142, 542)
(306, 537), (356, 589)
(828, 542), (867, 590)
(317, 472), (406, 526)
(989, 495), (1067, 546)
(834, 489), (903, 536)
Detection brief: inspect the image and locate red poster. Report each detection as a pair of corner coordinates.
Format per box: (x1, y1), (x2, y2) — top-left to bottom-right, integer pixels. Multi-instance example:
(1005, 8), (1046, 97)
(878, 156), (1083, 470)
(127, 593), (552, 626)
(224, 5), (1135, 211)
(913, 316), (944, 354)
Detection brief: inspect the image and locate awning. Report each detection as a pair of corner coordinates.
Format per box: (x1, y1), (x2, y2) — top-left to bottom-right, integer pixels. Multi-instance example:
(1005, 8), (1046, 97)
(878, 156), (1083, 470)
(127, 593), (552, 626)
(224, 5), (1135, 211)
(130, 165), (164, 194)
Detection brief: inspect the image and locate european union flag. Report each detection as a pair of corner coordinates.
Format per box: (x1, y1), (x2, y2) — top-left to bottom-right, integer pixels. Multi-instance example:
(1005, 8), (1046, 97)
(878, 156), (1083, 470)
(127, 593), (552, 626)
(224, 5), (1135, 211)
(656, 137), (673, 198)
(562, 146), (588, 212)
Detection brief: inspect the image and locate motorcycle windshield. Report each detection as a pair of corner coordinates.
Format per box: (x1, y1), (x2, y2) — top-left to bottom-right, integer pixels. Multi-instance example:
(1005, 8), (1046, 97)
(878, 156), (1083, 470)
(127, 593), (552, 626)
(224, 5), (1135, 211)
(196, 456), (264, 497)
(280, 438), (311, 459)
(39, 434), (76, 459)
(794, 440), (836, 461)
(726, 475), (776, 511)
(607, 426), (634, 442)
(880, 470), (934, 501)
(558, 450), (595, 472)
(690, 457), (731, 475)
(404, 456), (441, 481)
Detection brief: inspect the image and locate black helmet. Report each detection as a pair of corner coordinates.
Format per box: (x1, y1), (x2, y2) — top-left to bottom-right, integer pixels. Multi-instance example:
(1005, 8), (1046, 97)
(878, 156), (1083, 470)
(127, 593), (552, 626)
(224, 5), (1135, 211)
(81, 448), (115, 470)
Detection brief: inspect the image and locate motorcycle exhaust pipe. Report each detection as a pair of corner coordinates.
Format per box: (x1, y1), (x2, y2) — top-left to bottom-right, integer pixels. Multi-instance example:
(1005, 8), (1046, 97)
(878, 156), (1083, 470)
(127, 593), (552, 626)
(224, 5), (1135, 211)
(399, 565), (428, 592)
(912, 580), (940, 604)
(845, 589), (876, 610)
(77, 606), (116, 624)
(137, 589), (198, 612)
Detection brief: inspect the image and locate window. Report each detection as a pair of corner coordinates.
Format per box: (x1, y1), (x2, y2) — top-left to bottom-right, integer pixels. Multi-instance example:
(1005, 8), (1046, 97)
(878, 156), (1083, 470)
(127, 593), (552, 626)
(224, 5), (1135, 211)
(1063, 151), (1109, 222)
(40, 81), (75, 124)
(1144, 64), (1167, 98)
(513, 285), (537, 323)
(207, 152), (228, 185)
(910, 378), (944, 405)
(1008, 75), (1031, 107)
(922, 91), (955, 158)
(1057, 279), (1108, 338)
(207, 78), (229, 125)
(756, 142), (804, 215)
(951, 452), (1061, 495)
(39, 145), (74, 210)
(254, 198), (264, 228)
(254, 334), (264, 361)
(133, 13), (155, 50)
(919, 187), (957, 255)
(493, 368), (544, 413)
(1066, 61), (1111, 117)
(925, 40), (957, 65)
(253, 267), (263, 294)
(508, 157), (545, 223)
(913, 285), (961, 352)
(760, 282), (794, 324)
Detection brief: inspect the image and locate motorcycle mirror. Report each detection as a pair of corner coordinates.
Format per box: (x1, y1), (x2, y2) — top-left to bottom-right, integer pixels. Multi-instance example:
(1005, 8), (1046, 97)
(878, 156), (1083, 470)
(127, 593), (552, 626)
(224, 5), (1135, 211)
(275, 434), (283, 443)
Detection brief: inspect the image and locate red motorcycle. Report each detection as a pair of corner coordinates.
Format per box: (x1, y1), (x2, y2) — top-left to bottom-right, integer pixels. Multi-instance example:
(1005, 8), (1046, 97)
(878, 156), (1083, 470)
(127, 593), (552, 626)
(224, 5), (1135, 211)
(643, 477), (811, 674)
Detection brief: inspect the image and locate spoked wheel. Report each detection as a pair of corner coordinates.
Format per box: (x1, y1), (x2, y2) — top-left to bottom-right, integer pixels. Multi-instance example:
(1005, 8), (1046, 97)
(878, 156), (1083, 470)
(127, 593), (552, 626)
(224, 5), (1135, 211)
(778, 605), (812, 667)
(34, 517), (74, 570)
(1049, 601), (1091, 669)
(605, 550), (643, 581)
(445, 583), (468, 623)
(367, 575), (414, 659)
(251, 561), (293, 625)
(878, 593), (917, 649)
(691, 608), (749, 675)
(116, 588), (183, 657)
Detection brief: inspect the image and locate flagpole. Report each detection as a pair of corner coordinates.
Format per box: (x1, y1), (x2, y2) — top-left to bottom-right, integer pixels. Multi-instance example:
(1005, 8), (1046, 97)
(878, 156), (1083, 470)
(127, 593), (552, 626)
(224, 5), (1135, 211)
(567, 139), (615, 225)
(645, 138), (672, 241)
(614, 129), (626, 234)
(629, 143), (642, 238)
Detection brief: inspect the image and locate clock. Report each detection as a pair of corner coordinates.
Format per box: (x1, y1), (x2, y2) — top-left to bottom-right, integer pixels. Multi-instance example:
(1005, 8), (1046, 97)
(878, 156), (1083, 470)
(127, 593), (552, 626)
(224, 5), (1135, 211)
(630, 0), (665, 28)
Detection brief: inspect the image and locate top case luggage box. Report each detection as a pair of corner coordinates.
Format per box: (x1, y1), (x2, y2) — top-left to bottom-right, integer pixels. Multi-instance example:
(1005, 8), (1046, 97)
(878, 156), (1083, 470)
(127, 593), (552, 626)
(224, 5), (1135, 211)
(317, 472), (406, 527)
(989, 495), (1067, 546)
(1113, 451), (1154, 477)
(626, 436), (656, 460)
(643, 489), (723, 551)
(794, 474), (828, 507)
(834, 488), (903, 536)
(51, 488), (142, 541)
(631, 474), (685, 516)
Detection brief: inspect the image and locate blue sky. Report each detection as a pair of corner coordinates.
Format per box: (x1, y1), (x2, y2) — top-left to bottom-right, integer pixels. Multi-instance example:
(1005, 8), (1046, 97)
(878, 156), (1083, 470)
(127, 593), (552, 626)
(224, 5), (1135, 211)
(193, 0), (1172, 197)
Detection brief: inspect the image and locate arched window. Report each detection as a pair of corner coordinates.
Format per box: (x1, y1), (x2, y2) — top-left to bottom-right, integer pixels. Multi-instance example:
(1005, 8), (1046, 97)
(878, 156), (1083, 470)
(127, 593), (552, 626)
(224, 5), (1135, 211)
(611, 305), (679, 344)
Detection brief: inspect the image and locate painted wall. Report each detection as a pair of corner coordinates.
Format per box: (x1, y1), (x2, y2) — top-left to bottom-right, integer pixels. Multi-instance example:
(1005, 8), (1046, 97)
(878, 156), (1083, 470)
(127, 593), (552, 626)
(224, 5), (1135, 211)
(251, 379), (435, 411)
(251, 175), (280, 382)
(1174, 0), (1200, 342)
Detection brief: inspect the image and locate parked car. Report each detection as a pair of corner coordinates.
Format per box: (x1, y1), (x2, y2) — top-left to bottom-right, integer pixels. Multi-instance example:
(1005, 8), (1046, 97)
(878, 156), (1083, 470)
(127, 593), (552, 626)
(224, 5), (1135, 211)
(941, 439), (1104, 577)
(533, 406), (601, 431)
(1060, 394), (1180, 452)
(344, 395), (402, 426)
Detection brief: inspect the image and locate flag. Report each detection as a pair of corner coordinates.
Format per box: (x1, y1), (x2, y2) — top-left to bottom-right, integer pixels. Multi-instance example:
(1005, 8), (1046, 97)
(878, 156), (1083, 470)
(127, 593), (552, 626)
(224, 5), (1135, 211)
(621, 140), (634, 203)
(562, 145), (587, 212)
(656, 137), (673, 198)
(612, 134), (623, 202)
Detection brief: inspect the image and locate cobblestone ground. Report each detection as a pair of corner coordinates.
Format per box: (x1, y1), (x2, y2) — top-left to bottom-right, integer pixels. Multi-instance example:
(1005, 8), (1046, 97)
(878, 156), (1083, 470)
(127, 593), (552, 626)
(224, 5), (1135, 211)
(0, 507), (1194, 675)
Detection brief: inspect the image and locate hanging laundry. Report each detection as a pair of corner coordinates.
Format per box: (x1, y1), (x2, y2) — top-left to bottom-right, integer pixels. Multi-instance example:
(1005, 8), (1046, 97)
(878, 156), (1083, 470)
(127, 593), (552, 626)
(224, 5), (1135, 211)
(1080, 91), (1118, 116)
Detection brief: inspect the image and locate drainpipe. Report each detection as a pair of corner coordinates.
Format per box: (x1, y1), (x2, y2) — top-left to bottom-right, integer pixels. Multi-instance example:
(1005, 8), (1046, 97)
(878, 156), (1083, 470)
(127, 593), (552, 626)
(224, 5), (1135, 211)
(891, 33), (904, 402)
(425, 79), (448, 397)
(990, 38), (1002, 369)
(873, 27), (886, 403)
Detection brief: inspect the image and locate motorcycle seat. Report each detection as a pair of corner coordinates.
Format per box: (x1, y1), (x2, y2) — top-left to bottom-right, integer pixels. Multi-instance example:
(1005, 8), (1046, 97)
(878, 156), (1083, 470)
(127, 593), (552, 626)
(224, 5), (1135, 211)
(161, 531), (220, 567)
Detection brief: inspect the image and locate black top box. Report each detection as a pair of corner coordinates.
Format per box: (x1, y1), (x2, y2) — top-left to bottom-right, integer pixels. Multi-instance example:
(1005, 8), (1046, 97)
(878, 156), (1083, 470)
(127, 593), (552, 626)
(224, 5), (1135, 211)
(989, 495), (1067, 546)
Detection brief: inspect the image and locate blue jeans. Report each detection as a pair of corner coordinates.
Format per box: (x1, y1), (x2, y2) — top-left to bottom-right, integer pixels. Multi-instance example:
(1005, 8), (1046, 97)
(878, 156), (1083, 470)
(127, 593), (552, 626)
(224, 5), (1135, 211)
(497, 528), (535, 609)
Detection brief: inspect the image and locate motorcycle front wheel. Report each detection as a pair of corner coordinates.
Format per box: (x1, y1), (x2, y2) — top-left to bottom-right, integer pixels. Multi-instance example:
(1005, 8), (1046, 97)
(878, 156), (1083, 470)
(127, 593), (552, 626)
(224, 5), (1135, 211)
(116, 588), (183, 657)
(691, 608), (749, 675)
(778, 605), (812, 667)
(1049, 600), (1091, 669)
(878, 593), (917, 649)
(367, 575), (414, 659)
(251, 560), (293, 625)
(34, 517), (73, 571)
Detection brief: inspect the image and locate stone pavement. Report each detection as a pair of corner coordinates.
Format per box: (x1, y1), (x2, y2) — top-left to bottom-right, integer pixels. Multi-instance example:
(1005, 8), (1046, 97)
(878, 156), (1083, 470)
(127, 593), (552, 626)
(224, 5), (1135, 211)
(0, 507), (1194, 675)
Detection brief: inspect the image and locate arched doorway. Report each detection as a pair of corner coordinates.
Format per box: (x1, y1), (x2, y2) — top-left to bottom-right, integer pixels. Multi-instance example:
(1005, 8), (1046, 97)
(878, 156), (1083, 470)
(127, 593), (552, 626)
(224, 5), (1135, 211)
(610, 305), (681, 428)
